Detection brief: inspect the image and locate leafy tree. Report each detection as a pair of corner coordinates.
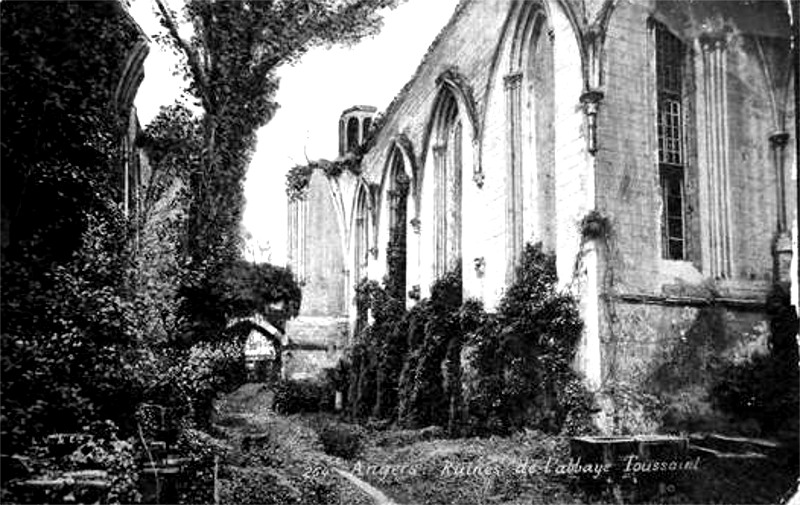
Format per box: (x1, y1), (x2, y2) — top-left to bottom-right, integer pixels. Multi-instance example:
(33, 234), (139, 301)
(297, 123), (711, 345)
(152, 0), (399, 341)
(218, 260), (301, 327)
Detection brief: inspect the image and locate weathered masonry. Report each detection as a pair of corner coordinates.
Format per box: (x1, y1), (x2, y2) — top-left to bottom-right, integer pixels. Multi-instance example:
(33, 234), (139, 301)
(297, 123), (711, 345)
(287, 0), (796, 417)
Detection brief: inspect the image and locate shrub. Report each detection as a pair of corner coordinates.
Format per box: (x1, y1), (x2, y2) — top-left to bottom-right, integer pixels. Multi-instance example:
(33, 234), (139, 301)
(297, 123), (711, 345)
(64, 420), (141, 504)
(151, 340), (247, 429)
(348, 279), (407, 420)
(316, 422), (365, 460)
(174, 428), (229, 504)
(396, 267), (462, 429)
(348, 244), (589, 436)
(274, 379), (333, 415)
(710, 285), (799, 435)
(0, 216), (158, 451)
(462, 243), (590, 435)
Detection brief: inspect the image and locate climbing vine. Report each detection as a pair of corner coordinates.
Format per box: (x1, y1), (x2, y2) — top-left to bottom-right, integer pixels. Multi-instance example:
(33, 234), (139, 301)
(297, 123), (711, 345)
(385, 172), (410, 300)
(286, 157), (364, 201)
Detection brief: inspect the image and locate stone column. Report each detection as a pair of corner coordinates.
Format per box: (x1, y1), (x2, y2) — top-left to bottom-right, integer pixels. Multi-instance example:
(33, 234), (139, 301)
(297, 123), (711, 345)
(770, 131), (792, 283)
(577, 90), (604, 393)
(505, 72), (523, 282)
(580, 89), (604, 155)
(408, 217), (421, 306)
(433, 144), (447, 277)
(448, 122), (463, 271)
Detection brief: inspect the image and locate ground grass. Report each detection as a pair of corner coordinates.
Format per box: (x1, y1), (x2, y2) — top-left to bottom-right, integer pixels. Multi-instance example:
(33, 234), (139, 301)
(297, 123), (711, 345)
(331, 420), (797, 505)
(353, 429), (585, 505)
(212, 384), (373, 505)
(214, 385), (797, 505)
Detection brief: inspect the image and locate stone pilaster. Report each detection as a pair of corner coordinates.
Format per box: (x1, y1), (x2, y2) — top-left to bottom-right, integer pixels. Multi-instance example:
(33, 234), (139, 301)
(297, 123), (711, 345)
(697, 35), (734, 279)
(432, 144), (447, 277)
(770, 131), (792, 284)
(505, 72), (523, 282)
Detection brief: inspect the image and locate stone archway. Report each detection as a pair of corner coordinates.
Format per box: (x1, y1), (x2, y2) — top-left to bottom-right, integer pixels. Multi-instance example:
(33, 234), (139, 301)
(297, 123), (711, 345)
(227, 316), (284, 383)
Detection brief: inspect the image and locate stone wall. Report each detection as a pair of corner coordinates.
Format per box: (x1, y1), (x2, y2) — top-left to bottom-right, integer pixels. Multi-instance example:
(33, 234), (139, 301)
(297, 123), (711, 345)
(282, 349), (344, 381)
(288, 171), (348, 317)
(594, 0), (794, 398)
(282, 316), (348, 380)
(289, 0), (795, 417)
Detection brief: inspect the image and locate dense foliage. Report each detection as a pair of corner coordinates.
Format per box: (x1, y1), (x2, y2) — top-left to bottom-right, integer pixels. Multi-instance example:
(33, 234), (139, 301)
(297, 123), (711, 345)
(154, 0), (399, 341)
(273, 379), (335, 415)
(343, 244), (593, 436)
(1, 1), (402, 502)
(473, 243), (591, 434)
(710, 284), (799, 434)
(1, 0), (301, 465)
(1, 1), (152, 452)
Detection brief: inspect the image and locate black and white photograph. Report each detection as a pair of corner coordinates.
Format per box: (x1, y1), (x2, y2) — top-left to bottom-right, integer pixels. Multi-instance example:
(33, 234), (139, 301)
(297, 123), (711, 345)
(1, 0), (799, 503)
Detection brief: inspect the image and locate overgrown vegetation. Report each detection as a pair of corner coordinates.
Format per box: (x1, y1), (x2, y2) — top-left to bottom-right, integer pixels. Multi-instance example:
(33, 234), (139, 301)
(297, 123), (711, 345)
(213, 386), (372, 505)
(1, 1), (159, 453)
(355, 425), (797, 505)
(153, 0), (399, 343)
(274, 379), (335, 415)
(2, 0), (398, 501)
(344, 244), (594, 437)
(286, 157), (363, 201)
(710, 284), (799, 435)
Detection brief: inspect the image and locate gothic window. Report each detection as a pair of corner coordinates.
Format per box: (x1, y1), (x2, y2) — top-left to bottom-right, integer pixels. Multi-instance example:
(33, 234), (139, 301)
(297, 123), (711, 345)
(432, 91), (462, 277)
(362, 118), (373, 145)
(505, 6), (555, 281)
(656, 22), (686, 260)
(339, 119), (346, 156)
(448, 120), (462, 265)
(347, 117), (360, 153)
(386, 151), (409, 299)
(354, 186), (370, 332)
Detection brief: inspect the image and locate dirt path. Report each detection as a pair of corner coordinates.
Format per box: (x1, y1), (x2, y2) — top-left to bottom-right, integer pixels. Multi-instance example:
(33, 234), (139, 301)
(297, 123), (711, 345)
(332, 467), (400, 505)
(214, 383), (399, 505)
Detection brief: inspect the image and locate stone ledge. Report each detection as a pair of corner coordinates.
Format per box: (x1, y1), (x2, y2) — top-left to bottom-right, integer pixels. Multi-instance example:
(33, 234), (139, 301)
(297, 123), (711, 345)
(610, 293), (766, 311)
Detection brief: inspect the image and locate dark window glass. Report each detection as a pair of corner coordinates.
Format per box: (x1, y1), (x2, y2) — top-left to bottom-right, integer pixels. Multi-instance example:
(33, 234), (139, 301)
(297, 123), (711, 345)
(656, 22), (686, 260)
(347, 117), (360, 152)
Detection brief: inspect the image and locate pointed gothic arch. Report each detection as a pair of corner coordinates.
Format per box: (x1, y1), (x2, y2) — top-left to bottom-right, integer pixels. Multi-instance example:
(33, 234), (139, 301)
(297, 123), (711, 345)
(502, 2), (557, 279)
(351, 181), (373, 287)
(420, 69), (479, 173)
(380, 143), (414, 299)
(420, 76), (477, 280)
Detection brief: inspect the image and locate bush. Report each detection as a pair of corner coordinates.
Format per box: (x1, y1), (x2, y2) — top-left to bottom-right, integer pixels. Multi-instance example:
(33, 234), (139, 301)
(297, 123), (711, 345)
(148, 340), (247, 430)
(274, 379), (333, 415)
(316, 422), (365, 460)
(347, 244), (590, 436)
(710, 285), (799, 435)
(174, 428), (230, 504)
(397, 267), (462, 429)
(0, 216), (158, 451)
(462, 243), (590, 435)
(348, 279), (407, 420)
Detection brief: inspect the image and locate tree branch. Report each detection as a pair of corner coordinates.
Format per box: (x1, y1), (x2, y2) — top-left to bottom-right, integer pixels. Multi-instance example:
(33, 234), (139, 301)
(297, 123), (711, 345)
(153, 0), (211, 111)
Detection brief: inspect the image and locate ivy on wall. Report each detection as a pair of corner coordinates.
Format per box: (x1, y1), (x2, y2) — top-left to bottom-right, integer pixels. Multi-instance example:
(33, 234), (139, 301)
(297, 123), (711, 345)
(344, 244), (594, 436)
(286, 156), (364, 201)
